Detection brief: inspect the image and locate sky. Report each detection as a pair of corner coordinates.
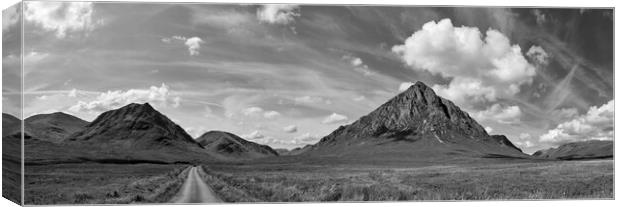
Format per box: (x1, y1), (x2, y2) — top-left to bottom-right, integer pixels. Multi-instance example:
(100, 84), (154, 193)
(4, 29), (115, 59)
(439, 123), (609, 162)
(1, 2), (614, 153)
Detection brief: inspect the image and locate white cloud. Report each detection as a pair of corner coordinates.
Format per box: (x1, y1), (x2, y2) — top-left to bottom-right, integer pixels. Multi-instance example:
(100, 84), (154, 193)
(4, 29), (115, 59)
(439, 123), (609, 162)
(294, 96), (332, 105)
(68, 89), (78, 97)
(484, 126), (493, 133)
(294, 133), (320, 143)
(474, 104), (522, 124)
(392, 19), (536, 108)
(398, 82), (415, 92)
(283, 125), (298, 133)
(322, 113), (349, 124)
(24, 2), (99, 38)
(242, 106), (264, 116)
(69, 84), (181, 113)
(353, 96), (366, 102)
(263, 110), (281, 119)
(2, 4), (19, 31)
(242, 130), (265, 140)
(526, 45), (550, 66)
(185, 37), (204, 56)
(342, 55), (375, 76)
(257, 4), (300, 25)
(540, 100), (614, 144)
(162, 36), (204, 56)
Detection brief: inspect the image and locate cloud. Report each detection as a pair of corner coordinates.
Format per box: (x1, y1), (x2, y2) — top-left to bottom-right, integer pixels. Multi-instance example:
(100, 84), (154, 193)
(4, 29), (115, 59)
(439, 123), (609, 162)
(539, 100), (614, 144)
(67, 89), (78, 97)
(513, 133), (534, 148)
(242, 106), (264, 116)
(532, 9), (547, 26)
(185, 37), (204, 56)
(294, 96), (332, 105)
(322, 113), (349, 124)
(2, 4), (19, 31)
(398, 82), (415, 92)
(283, 125), (298, 133)
(162, 36), (204, 56)
(392, 19), (536, 108)
(474, 104), (522, 124)
(69, 84), (181, 113)
(484, 126), (493, 133)
(242, 130), (265, 140)
(24, 2), (99, 38)
(353, 96), (366, 102)
(294, 133), (320, 143)
(342, 55), (375, 76)
(263, 110), (281, 119)
(526, 45), (550, 66)
(257, 4), (300, 25)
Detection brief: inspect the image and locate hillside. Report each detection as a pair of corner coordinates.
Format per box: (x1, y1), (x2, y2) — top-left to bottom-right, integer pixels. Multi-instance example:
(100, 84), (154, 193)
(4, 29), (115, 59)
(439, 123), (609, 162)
(196, 131), (278, 159)
(533, 140), (613, 160)
(25, 112), (89, 143)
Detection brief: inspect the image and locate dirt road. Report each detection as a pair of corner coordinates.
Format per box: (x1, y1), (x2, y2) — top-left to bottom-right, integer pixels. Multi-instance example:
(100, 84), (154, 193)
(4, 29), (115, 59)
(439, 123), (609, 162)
(171, 166), (221, 203)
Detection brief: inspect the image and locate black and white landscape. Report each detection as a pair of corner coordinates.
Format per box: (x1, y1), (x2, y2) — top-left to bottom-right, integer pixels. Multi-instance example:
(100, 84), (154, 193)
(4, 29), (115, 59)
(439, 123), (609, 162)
(1, 2), (614, 205)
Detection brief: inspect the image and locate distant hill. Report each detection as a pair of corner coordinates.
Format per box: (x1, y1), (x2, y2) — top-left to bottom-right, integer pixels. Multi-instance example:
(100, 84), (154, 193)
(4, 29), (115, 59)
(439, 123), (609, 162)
(46, 103), (213, 163)
(300, 81), (526, 161)
(533, 140), (613, 160)
(196, 131), (278, 159)
(25, 112), (89, 143)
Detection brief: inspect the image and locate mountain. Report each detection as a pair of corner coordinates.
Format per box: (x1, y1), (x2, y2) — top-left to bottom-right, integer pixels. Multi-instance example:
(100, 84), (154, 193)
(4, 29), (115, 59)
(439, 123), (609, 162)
(533, 140), (613, 160)
(64, 103), (209, 163)
(2, 113), (20, 138)
(196, 131), (278, 159)
(25, 112), (89, 143)
(301, 81), (526, 161)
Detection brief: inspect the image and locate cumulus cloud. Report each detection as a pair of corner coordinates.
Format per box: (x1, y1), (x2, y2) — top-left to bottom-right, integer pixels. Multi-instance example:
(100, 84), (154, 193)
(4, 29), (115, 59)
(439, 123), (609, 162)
(69, 84), (181, 113)
(242, 106), (264, 116)
(24, 2), (99, 38)
(257, 4), (300, 25)
(162, 36), (204, 56)
(242, 130), (265, 140)
(526, 45), (550, 66)
(398, 82), (415, 92)
(540, 100), (614, 144)
(392, 19), (536, 109)
(322, 113), (349, 124)
(185, 37), (204, 56)
(283, 125), (298, 133)
(513, 133), (534, 148)
(474, 104), (522, 124)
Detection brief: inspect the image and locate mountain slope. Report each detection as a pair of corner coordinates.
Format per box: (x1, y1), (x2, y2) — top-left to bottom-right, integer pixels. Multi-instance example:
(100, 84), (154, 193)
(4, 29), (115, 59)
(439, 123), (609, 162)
(196, 131), (278, 159)
(302, 81), (525, 160)
(2, 113), (21, 138)
(533, 140), (613, 160)
(62, 103), (210, 163)
(25, 112), (89, 143)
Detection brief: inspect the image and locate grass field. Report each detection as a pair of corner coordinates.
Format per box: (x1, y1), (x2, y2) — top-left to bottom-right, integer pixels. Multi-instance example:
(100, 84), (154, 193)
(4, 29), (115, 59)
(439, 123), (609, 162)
(200, 159), (613, 202)
(24, 163), (190, 204)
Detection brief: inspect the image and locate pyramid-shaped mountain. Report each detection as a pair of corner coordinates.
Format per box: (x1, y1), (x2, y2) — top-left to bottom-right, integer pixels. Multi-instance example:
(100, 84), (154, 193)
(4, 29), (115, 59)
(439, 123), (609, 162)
(196, 131), (278, 159)
(68, 103), (204, 152)
(302, 81), (525, 160)
(25, 112), (89, 143)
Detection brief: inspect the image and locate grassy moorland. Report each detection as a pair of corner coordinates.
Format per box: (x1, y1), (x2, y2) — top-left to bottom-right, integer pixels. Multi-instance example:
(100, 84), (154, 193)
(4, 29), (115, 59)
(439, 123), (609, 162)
(24, 163), (190, 204)
(200, 159), (613, 202)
